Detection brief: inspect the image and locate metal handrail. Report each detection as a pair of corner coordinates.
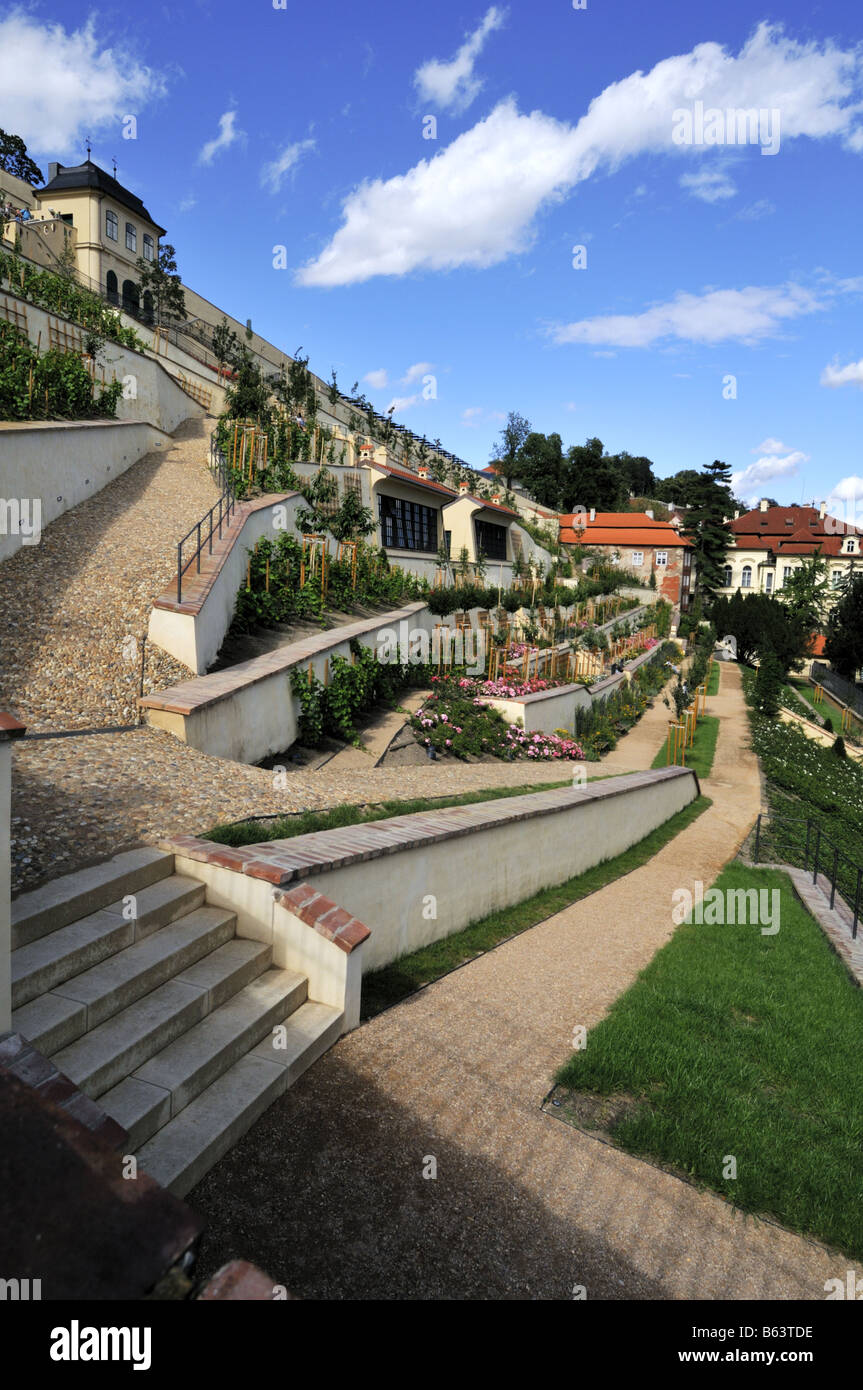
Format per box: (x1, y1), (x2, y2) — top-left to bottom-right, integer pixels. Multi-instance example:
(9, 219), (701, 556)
(176, 434), (236, 603)
(753, 810), (863, 938)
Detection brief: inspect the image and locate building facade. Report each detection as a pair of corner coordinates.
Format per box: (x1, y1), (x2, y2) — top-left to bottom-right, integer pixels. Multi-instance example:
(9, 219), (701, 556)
(559, 511), (694, 609)
(720, 500), (860, 598)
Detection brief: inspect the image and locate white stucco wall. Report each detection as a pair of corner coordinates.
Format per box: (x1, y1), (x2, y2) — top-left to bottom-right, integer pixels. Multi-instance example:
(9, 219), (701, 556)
(148, 493), (304, 674)
(0, 419), (169, 564)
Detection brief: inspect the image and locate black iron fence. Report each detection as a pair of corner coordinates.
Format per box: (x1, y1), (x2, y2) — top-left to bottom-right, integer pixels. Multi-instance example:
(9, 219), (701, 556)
(810, 662), (863, 720)
(176, 434), (236, 603)
(753, 810), (862, 938)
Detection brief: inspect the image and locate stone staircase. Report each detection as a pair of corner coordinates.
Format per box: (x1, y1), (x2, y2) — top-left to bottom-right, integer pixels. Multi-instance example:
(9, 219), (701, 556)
(9, 847), (342, 1197)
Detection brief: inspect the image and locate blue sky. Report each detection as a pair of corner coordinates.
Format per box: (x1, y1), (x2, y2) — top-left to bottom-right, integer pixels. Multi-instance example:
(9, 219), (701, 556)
(2, 1), (863, 510)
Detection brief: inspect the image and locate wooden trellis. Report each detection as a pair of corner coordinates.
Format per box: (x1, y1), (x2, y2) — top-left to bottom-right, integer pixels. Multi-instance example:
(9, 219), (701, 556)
(336, 540), (358, 590)
(231, 421), (268, 479)
(0, 295), (27, 332)
(177, 372), (213, 412)
(300, 535), (328, 598)
(48, 316), (83, 353)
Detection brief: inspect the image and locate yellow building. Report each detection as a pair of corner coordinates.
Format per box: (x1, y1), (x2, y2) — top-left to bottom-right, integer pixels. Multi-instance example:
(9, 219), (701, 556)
(36, 160), (165, 316)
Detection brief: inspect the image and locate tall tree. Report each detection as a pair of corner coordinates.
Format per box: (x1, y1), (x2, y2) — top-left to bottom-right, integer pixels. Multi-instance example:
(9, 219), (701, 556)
(780, 552), (831, 632)
(491, 411), (531, 488)
(653, 469), (705, 507)
(514, 431), (564, 508)
(562, 437), (625, 512)
(824, 572), (863, 679)
(683, 459), (734, 604)
(0, 129), (43, 187)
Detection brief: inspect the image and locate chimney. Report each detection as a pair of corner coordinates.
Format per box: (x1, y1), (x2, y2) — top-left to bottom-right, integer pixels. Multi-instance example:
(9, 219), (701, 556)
(819, 501), (827, 521)
(759, 498), (769, 512)
(645, 508), (654, 519)
(417, 466), (429, 479)
(734, 509), (740, 520)
(48, 162), (59, 182)
(589, 507), (596, 522)
(458, 480), (470, 495)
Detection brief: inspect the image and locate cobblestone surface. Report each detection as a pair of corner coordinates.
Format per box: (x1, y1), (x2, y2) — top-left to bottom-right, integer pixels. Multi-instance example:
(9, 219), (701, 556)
(0, 415), (220, 732)
(10, 729), (571, 893)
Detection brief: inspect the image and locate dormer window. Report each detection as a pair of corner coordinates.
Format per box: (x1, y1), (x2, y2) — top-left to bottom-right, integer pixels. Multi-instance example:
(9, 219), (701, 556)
(845, 537), (857, 554)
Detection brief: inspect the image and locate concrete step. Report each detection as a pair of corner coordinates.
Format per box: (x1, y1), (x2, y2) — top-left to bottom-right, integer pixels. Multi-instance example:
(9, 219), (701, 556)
(11, 849), (174, 949)
(138, 1002), (343, 1196)
(35, 906), (236, 1032)
(49, 939), (267, 1099)
(101, 967), (306, 1147)
(11, 876), (207, 1009)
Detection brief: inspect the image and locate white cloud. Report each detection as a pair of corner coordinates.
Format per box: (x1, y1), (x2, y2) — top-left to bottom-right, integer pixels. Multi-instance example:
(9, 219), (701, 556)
(754, 437), (790, 454)
(680, 168), (737, 202)
(299, 23), (863, 287)
(260, 138), (315, 194)
(363, 368), (388, 389)
(461, 407), (484, 426)
(821, 358), (863, 388)
(386, 394), (420, 414)
(199, 110), (243, 166)
(737, 198), (775, 220)
(178, 196), (197, 213)
(550, 282), (822, 349)
(413, 6), (506, 114)
(401, 361), (435, 384)
(0, 10), (166, 156)
(732, 447), (809, 501)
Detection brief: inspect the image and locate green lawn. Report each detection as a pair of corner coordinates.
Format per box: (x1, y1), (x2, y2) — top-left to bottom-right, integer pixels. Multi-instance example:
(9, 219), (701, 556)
(361, 794), (711, 1019)
(651, 714), (720, 780)
(554, 865), (863, 1260)
(707, 660), (721, 696)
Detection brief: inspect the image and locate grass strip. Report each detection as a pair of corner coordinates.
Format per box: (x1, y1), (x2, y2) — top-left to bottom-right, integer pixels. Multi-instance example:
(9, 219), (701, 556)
(554, 864), (863, 1261)
(707, 660), (721, 696)
(651, 714), (720, 780)
(204, 779), (584, 845)
(361, 793), (711, 1020)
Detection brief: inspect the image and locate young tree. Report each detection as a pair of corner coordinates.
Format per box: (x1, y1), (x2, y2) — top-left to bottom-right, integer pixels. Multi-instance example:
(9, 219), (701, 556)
(753, 648), (783, 717)
(824, 572), (863, 679)
(135, 242), (186, 326)
(780, 552), (831, 631)
(0, 128), (43, 186)
(492, 411), (531, 488)
(213, 317), (240, 375)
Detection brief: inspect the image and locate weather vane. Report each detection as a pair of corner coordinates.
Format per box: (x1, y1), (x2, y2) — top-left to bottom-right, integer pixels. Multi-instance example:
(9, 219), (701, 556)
(85, 137), (91, 160)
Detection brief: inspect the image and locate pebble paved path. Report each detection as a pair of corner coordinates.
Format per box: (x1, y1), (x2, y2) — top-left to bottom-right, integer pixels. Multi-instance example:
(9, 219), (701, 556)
(0, 414), (220, 733)
(191, 665), (859, 1299)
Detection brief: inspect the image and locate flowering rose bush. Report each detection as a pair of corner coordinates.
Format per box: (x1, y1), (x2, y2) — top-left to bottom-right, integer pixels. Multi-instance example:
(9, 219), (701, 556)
(413, 678), (585, 761)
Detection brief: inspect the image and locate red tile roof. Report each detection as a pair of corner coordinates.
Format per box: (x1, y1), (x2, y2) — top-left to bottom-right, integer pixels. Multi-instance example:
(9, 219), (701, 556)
(559, 513), (691, 548)
(372, 463), (458, 498)
(809, 634), (827, 656)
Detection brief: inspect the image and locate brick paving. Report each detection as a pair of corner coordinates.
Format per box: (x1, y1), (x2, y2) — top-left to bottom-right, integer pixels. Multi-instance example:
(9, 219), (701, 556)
(190, 664), (860, 1299)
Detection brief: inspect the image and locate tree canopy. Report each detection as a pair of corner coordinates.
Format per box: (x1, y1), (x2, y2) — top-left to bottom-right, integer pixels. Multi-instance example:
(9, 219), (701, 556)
(824, 572), (863, 679)
(0, 129), (43, 187)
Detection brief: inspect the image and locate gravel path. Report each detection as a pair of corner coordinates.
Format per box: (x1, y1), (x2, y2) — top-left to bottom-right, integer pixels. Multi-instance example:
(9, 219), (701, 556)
(190, 665), (856, 1300)
(0, 414), (220, 732)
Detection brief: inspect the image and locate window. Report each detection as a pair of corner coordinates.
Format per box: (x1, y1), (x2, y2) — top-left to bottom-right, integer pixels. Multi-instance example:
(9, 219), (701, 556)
(783, 566), (792, 588)
(655, 550), (668, 566)
(846, 537), (856, 553)
(106, 270), (118, 305)
(631, 551), (644, 567)
(831, 570), (843, 589)
(474, 518), (508, 561)
(143, 233), (154, 262)
(378, 493), (438, 553)
(125, 222), (137, 253)
(765, 571), (773, 593)
(105, 208), (118, 240)
(121, 279), (139, 314)
(59, 213), (73, 225)
(741, 565), (752, 588)
(723, 564), (732, 587)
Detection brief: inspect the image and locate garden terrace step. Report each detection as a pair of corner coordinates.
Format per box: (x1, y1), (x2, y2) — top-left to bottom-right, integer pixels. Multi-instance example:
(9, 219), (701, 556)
(11, 875), (207, 1008)
(16, 906), (237, 1036)
(48, 938), (268, 1099)
(11, 849), (174, 949)
(100, 967), (307, 1147)
(137, 1001), (343, 1197)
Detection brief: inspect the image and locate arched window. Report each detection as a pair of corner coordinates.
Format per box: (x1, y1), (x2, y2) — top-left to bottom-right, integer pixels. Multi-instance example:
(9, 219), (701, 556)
(106, 270), (118, 305)
(741, 565), (752, 589)
(723, 564), (732, 587)
(142, 290), (154, 323)
(121, 279), (139, 315)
